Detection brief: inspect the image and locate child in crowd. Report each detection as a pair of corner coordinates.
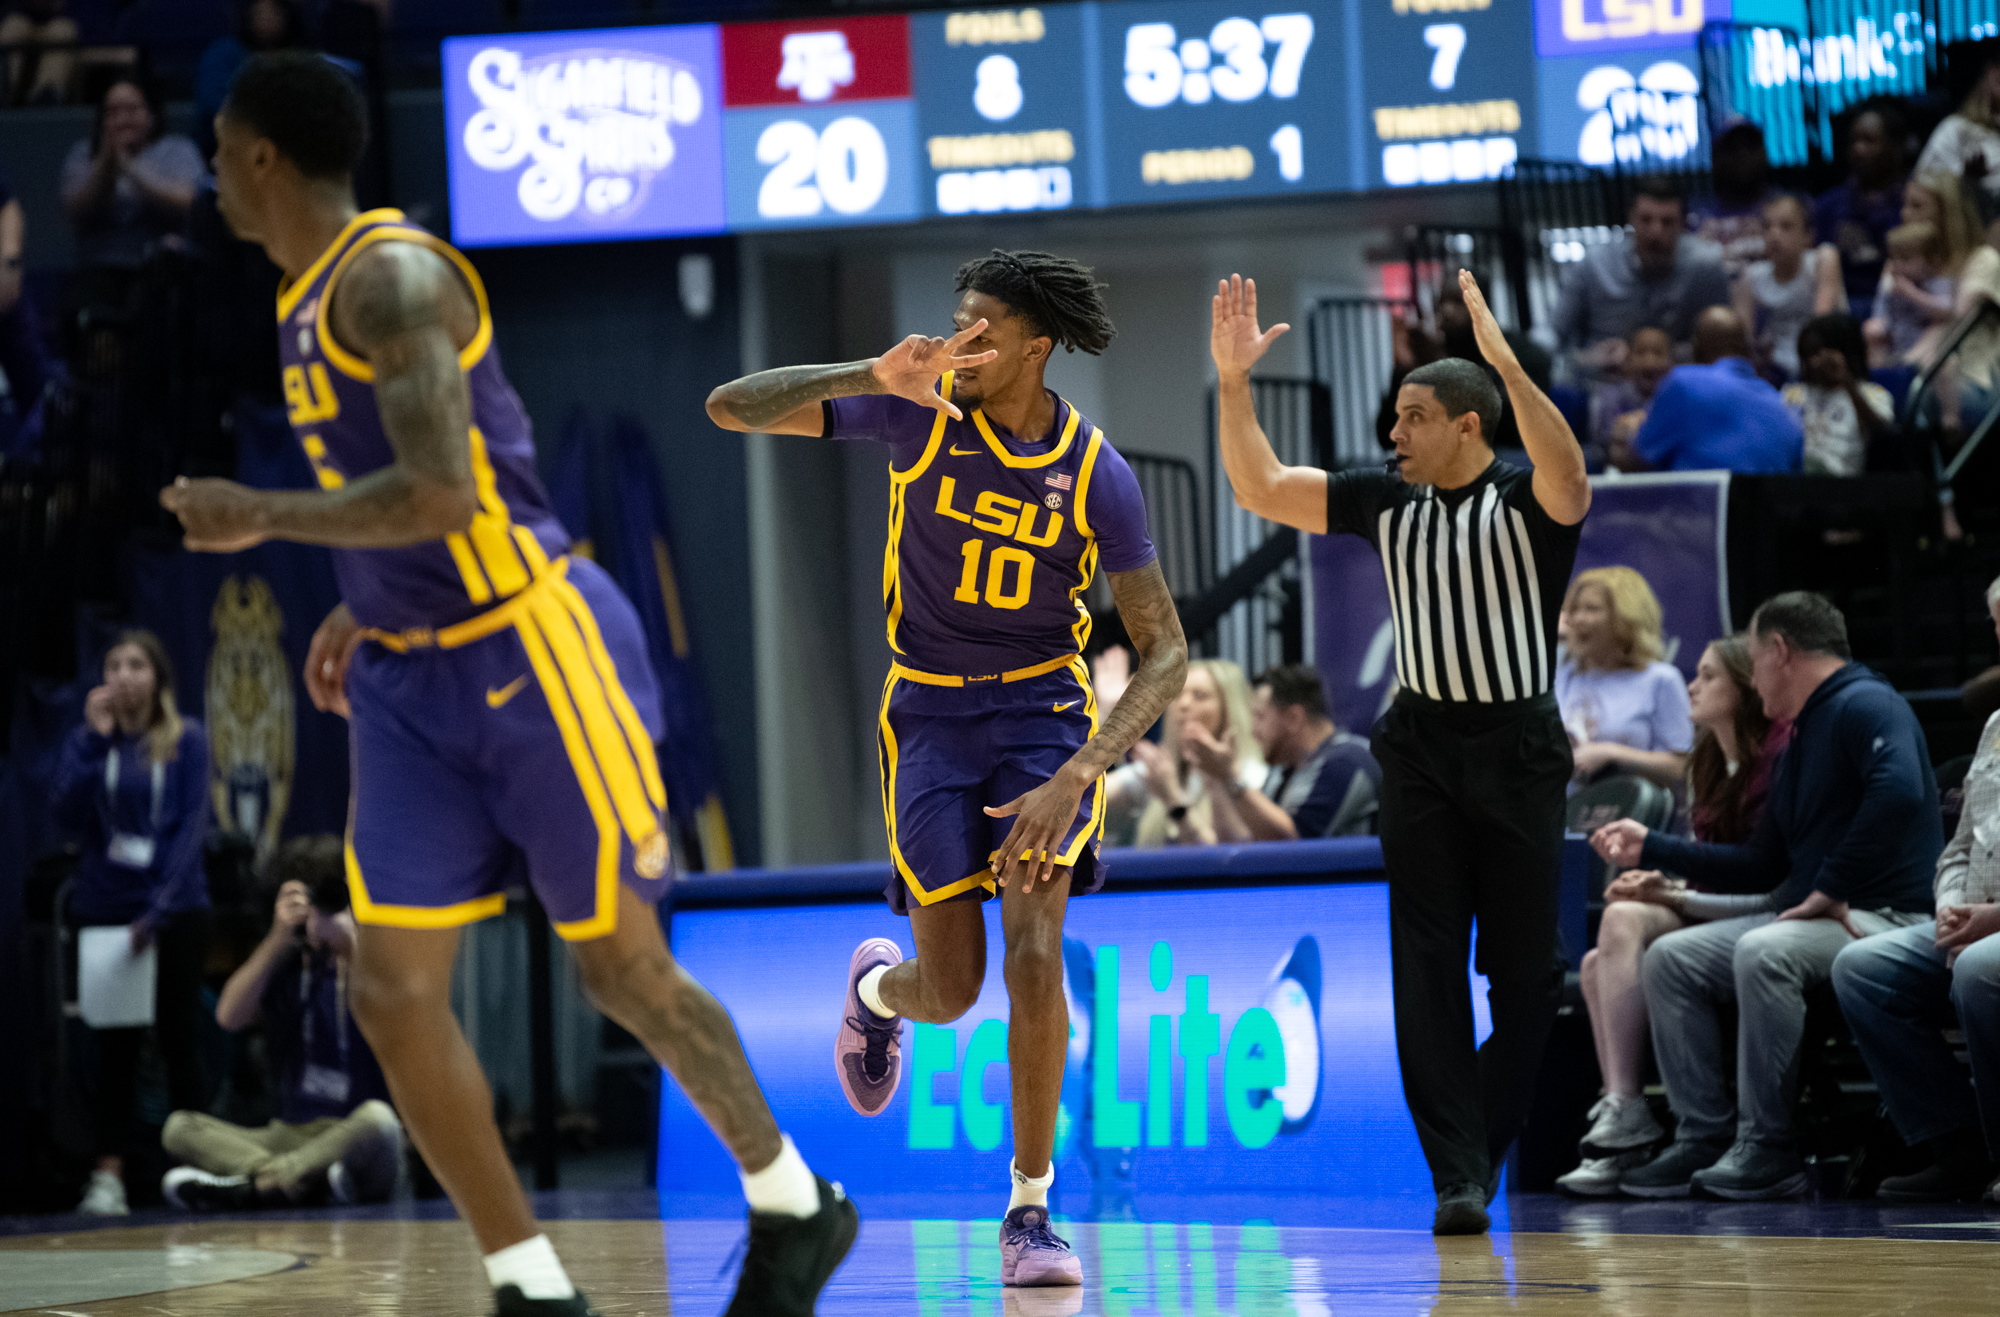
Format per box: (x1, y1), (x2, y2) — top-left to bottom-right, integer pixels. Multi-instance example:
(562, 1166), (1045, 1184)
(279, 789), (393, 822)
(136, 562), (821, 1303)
(1782, 314), (1897, 476)
(1589, 325), (1674, 465)
(1866, 222), (1957, 368)
(1734, 194), (1845, 380)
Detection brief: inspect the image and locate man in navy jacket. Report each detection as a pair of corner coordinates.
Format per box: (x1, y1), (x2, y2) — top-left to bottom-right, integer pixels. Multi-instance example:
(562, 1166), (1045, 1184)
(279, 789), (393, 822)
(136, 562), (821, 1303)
(1591, 592), (1940, 1200)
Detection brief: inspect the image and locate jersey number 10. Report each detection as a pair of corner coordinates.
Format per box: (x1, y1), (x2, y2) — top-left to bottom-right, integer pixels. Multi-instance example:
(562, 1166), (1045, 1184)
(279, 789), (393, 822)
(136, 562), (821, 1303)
(954, 540), (1035, 610)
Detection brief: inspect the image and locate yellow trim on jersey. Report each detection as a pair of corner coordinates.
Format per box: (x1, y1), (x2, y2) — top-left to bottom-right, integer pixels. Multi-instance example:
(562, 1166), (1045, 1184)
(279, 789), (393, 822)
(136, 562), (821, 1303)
(1067, 428), (1107, 651)
(313, 225), (495, 381)
(277, 208), (404, 322)
(344, 832), (506, 931)
(972, 400), (1078, 468)
(444, 534), (493, 605)
(463, 426), (531, 596)
(882, 376), (955, 654)
(876, 670), (999, 907)
(360, 556), (568, 653)
(513, 607), (624, 943)
(888, 653), (1078, 687)
(1071, 428), (1105, 538)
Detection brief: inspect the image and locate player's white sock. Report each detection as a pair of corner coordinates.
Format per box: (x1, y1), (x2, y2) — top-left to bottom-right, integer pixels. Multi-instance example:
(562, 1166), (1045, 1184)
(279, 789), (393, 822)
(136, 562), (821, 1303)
(858, 965), (897, 1019)
(483, 1233), (575, 1300)
(1009, 1159), (1054, 1211)
(742, 1133), (821, 1218)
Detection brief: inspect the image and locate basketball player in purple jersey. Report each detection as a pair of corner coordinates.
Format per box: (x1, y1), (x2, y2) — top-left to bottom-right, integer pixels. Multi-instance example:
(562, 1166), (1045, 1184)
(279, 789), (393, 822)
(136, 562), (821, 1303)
(158, 53), (854, 1317)
(707, 251), (1189, 1287)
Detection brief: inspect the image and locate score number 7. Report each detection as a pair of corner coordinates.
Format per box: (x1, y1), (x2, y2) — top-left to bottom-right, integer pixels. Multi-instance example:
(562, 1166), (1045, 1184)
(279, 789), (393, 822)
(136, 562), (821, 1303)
(1424, 23), (1465, 91)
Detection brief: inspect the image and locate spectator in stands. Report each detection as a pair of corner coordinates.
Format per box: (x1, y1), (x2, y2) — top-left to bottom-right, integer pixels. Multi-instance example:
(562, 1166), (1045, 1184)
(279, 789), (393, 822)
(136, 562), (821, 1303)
(194, 0), (304, 158)
(161, 836), (401, 1211)
(1587, 324), (1672, 467)
(1617, 306), (1803, 473)
(1815, 103), (1910, 320)
(1832, 575), (2000, 1204)
(1555, 567), (1694, 790)
(1191, 664), (1379, 840)
(1376, 279), (1554, 454)
(0, 0), (78, 105)
(1554, 176), (1732, 377)
(50, 631), (213, 1216)
(1592, 592), (1940, 1200)
(0, 159), (49, 439)
(60, 77), (206, 280)
(1735, 194), (1845, 380)
(1784, 314), (1896, 477)
(1867, 222), (1958, 369)
(1558, 634), (1793, 1194)
(1692, 119), (1780, 279)
(1103, 659), (1264, 847)
(1916, 44), (2000, 207)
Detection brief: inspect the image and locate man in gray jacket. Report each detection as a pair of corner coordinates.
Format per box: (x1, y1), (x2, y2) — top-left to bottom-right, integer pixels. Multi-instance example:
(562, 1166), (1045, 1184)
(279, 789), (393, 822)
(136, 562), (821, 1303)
(1832, 577), (2000, 1202)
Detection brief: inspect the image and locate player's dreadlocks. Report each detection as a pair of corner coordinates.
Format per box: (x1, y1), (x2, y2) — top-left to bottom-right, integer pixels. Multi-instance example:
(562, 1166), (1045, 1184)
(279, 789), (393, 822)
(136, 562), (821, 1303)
(954, 250), (1117, 355)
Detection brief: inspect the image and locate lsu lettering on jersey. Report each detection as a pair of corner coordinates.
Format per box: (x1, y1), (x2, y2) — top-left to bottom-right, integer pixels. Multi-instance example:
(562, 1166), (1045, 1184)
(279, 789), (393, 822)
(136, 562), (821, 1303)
(825, 378), (1157, 910)
(276, 208), (569, 637)
(825, 373), (1157, 678)
(276, 209), (671, 942)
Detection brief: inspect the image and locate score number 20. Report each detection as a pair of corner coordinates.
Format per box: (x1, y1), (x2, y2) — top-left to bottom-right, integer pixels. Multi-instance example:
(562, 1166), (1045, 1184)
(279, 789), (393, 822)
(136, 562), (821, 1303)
(1123, 14), (1314, 108)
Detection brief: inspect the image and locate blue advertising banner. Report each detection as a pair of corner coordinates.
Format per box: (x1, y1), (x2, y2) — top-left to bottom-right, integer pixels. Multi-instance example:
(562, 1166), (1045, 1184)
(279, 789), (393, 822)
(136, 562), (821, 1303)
(658, 879), (1490, 1201)
(442, 25), (729, 247)
(1311, 470), (1731, 736)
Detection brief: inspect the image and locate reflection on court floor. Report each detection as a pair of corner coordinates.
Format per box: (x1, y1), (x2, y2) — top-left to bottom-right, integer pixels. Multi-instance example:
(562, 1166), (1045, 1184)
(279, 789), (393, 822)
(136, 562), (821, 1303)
(5, 1196), (2000, 1315)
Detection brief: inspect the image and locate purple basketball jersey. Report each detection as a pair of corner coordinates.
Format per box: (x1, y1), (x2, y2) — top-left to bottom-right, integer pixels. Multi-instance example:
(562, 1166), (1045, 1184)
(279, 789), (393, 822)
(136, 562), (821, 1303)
(827, 376), (1156, 677)
(275, 209), (569, 634)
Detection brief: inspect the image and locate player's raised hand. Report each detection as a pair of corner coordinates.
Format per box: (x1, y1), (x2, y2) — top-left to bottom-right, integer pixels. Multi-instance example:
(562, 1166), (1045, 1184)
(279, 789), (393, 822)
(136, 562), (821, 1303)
(1457, 268), (1520, 374)
(1211, 274), (1289, 378)
(871, 319), (998, 420)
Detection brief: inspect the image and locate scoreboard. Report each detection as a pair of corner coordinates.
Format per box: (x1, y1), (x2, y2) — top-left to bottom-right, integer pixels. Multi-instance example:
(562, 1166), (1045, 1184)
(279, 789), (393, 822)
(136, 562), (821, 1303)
(439, 0), (1661, 246)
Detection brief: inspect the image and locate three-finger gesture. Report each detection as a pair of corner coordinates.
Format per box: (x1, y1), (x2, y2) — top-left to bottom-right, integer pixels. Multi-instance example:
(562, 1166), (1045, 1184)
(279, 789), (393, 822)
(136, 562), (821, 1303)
(1211, 274), (1289, 377)
(872, 320), (998, 420)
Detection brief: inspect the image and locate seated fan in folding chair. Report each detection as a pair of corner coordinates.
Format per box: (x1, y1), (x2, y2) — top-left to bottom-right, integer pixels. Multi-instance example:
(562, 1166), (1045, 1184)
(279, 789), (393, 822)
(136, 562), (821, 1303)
(1558, 635), (1792, 1194)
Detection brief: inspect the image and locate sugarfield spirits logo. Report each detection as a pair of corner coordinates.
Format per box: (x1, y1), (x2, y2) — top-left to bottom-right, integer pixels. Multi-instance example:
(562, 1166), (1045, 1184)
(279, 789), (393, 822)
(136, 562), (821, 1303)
(462, 46), (707, 223)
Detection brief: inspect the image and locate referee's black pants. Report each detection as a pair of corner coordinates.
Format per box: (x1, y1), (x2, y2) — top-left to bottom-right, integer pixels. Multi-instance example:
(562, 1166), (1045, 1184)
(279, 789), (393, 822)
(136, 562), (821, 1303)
(1372, 690), (1571, 1196)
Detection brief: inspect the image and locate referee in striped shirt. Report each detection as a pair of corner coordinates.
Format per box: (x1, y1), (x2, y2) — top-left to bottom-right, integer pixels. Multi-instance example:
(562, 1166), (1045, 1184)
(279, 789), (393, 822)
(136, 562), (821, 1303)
(1211, 270), (1590, 1234)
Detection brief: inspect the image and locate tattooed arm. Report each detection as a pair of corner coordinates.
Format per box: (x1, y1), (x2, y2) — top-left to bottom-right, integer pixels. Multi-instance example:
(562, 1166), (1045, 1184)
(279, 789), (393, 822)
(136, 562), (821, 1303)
(160, 241), (480, 551)
(987, 559), (1190, 891)
(705, 318), (1000, 433)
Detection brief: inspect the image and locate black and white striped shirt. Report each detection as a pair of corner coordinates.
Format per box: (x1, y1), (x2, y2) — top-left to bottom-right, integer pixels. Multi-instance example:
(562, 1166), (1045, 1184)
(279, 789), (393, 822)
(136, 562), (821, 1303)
(1327, 461), (1581, 704)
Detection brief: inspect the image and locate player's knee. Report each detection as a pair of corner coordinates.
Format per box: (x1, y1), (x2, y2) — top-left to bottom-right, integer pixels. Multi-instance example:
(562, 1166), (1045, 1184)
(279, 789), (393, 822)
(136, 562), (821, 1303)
(575, 943), (664, 1017)
(347, 959), (434, 1032)
(1002, 935), (1063, 998)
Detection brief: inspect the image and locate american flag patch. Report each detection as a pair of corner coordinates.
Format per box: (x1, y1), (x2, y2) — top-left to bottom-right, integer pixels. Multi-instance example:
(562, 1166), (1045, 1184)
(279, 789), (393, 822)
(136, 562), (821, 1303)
(1046, 472), (1073, 490)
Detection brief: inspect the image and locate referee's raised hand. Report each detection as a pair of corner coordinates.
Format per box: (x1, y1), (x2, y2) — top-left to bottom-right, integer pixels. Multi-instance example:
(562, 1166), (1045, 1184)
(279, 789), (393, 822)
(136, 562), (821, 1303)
(1457, 269), (1519, 375)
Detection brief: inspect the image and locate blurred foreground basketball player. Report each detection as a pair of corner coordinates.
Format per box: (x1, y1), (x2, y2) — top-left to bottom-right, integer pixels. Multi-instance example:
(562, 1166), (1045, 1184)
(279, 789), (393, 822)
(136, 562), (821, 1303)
(159, 51), (855, 1316)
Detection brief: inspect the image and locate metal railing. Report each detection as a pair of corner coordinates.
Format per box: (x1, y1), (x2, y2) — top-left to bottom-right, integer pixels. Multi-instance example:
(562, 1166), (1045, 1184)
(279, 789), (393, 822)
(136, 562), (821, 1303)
(1907, 298), (2000, 495)
(1123, 451), (1208, 601)
(1186, 377), (1328, 675)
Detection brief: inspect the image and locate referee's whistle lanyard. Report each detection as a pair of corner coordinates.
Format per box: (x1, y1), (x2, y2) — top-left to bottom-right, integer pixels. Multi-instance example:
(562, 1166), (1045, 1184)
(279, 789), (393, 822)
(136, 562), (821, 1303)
(102, 742), (167, 872)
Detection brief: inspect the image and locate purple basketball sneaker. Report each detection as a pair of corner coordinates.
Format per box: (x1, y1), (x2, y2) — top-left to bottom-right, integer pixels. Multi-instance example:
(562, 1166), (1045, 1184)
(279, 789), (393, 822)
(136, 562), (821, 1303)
(836, 938), (905, 1116)
(999, 1206), (1083, 1287)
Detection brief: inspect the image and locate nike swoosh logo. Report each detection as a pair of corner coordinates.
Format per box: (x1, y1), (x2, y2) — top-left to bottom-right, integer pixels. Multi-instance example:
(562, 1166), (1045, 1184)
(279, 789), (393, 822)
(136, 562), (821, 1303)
(486, 675), (531, 708)
(949, 444), (983, 456)
(1054, 700), (1079, 712)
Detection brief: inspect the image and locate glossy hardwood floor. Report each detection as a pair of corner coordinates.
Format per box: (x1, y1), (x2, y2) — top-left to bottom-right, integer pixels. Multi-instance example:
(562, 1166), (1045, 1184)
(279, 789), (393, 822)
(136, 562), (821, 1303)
(4, 1199), (1997, 1316)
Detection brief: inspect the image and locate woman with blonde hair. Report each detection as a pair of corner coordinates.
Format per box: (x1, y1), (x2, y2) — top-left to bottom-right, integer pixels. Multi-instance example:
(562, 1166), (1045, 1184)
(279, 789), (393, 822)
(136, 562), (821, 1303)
(50, 630), (214, 1214)
(1102, 658), (1264, 847)
(1559, 635), (1793, 1194)
(1555, 566), (1693, 788)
